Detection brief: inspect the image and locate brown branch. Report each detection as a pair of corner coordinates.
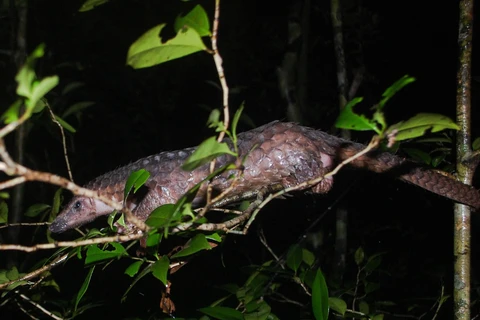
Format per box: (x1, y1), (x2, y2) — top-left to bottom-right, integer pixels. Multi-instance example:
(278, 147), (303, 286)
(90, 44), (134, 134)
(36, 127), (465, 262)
(18, 293), (63, 320)
(0, 176), (26, 189)
(454, 1), (475, 319)
(0, 221), (49, 229)
(211, 0), (229, 139)
(0, 254), (68, 290)
(0, 138), (147, 233)
(172, 187), (269, 233)
(204, 0), (231, 206)
(0, 232), (143, 252)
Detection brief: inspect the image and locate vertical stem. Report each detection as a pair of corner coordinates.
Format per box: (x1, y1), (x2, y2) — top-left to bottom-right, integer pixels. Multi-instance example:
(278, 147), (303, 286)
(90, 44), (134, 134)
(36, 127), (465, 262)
(331, 0), (348, 115)
(454, 1), (474, 319)
(295, 0), (310, 123)
(8, 0), (28, 267)
(330, 0), (348, 285)
(211, 0), (229, 140)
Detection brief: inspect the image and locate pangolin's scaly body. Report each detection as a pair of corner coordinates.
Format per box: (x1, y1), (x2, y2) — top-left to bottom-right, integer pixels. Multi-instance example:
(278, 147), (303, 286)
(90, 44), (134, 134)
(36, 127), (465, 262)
(49, 121), (480, 233)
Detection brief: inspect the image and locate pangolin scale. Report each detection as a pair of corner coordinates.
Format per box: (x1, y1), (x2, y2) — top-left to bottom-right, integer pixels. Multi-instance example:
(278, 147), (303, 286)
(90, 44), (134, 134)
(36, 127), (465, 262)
(49, 121), (480, 233)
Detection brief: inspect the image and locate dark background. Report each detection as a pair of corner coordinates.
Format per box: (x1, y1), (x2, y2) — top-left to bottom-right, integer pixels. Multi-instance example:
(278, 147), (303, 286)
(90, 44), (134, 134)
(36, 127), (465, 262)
(1, 0), (479, 319)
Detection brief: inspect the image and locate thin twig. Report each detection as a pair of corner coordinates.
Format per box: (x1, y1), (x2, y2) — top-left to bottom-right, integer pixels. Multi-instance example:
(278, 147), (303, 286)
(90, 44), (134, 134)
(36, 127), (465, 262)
(0, 253), (68, 290)
(18, 293), (63, 320)
(206, 0), (230, 205)
(258, 227), (281, 263)
(0, 232), (143, 252)
(0, 222), (49, 229)
(270, 292), (305, 307)
(211, 0), (229, 138)
(45, 101), (73, 182)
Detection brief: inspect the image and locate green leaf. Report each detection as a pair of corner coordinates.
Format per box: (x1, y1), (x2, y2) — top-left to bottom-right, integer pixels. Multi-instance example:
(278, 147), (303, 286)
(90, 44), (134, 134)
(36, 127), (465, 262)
(24, 203), (51, 218)
(207, 109), (222, 128)
(54, 115), (76, 133)
(240, 271), (270, 305)
(302, 249), (315, 267)
(372, 314), (385, 320)
(231, 104), (244, 142)
(52, 188), (63, 215)
(32, 98), (47, 113)
(152, 256), (170, 286)
(146, 230), (162, 247)
(359, 300), (369, 315)
(0, 269), (10, 283)
(122, 263), (154, 302)
(0, 267), (27, 296)
(335, 97), (380, 133)
(145, 204), (176, 228)
(376, 300), (397, 307)
(473, 137), (480, 151)
(312, 269), (329, 320)
(205, 232), (222, 243)
(365, 254), (383, 273)
(107, 211), (118, 229)
(0, 270), (9, 283)
(61, 81), (85, 95)
(124, 169), (150, 201)
(198, 306), (244, 320)
(28, 76), (59, 109)
(125, 261), (143, 278)
(431, 154), (446, 168)
(286, 245), (303, 273)
(75, 266), (95, 312)
(218, 283), (240, 295)
(6, 266), (19, 280)
(170, 234), (211, 259)
(0, 202), (8, 223)
(85, 243), (126, 264)
(379, 75), (416, 109)
(182, 136), (236, 171)
(79, 0), (110, 12)
(244, 300), (271, 320)
(62, 101), (95, 118)
(114, 213), (126, 229)
(328, 297), (347, 316)
(16, 45), (45, 99)
(2, 100), (22, 124)
(402, 148), (431, 165)
(127, 23), (207, 69)
(388, 113), (459, 141)
(372, 109), (387, 132)
(354, 247), (365, 265)
(365, 281), (380, 294)
(174, 4), (211, 37)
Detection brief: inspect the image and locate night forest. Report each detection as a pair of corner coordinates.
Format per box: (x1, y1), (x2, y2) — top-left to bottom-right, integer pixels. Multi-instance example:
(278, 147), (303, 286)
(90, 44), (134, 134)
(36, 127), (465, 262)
(0, 0), (480, 319)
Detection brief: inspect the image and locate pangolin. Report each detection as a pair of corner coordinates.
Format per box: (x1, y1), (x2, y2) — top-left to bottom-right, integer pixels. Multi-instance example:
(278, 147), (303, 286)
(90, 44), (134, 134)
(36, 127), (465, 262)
(49, 121), (480, 233)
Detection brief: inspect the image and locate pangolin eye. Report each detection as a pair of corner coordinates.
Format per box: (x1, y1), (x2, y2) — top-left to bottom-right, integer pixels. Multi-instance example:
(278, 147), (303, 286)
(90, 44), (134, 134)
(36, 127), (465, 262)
(73, 201), (81, 210)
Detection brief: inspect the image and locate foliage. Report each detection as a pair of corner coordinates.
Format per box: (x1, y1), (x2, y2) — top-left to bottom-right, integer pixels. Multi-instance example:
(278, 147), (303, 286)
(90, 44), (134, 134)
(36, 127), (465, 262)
(335, 75), (459, 140)
(0, 1), (471, 320)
